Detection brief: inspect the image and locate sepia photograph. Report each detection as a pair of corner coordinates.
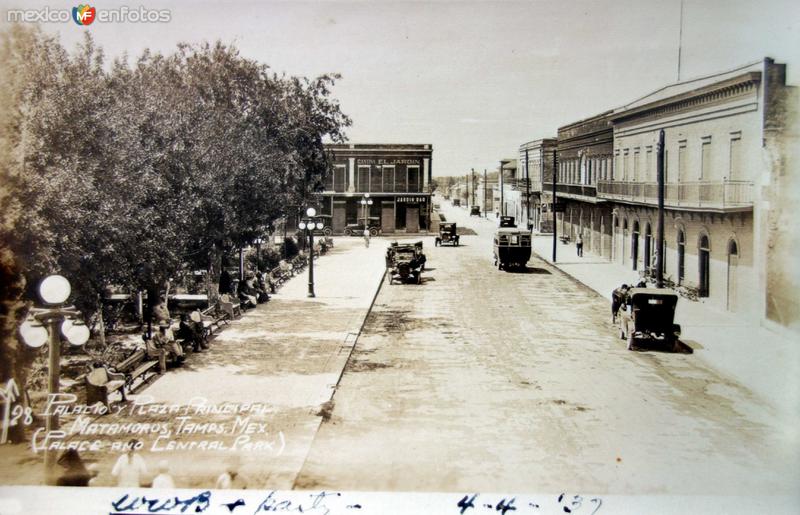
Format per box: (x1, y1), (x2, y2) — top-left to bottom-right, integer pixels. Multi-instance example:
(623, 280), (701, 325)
(0, 1), (798, 513)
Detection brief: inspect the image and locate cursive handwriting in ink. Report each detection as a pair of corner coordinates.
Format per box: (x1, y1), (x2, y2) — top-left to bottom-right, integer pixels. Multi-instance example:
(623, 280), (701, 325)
(254, 490), (341, 515)
(111, 490), (212, 513)
(223, 499), (247, 512)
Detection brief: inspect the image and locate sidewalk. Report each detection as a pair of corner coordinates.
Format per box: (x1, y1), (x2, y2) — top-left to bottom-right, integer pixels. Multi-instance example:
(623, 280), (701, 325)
(0, 238), (390, 489)
(531, 234), (800, 417)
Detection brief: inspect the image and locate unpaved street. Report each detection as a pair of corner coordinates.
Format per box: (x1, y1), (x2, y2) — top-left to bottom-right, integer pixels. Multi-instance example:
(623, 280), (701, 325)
(296, 208), (798, 495)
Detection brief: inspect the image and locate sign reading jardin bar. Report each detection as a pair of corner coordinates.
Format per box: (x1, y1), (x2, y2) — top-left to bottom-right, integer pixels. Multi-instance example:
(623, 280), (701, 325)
(396, 196), (428, 204)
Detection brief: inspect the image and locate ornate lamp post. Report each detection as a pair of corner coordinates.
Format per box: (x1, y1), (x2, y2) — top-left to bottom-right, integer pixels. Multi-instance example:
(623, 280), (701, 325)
(360, 193), (373, 229)
(253, 237), (263, 272)
(18, 274), (90, 483)
(298, 207), (325, 298)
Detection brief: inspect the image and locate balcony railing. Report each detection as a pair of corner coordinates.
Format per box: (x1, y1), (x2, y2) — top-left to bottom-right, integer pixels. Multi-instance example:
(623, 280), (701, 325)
(555, 183), (597, 199)
(596, 180), (753, 210)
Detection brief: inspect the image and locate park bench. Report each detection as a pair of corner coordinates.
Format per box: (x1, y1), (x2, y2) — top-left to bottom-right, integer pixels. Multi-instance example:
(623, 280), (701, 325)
(559, 235), (571, 244)
(219, 294), (242, 319)
(201, 304), (228, 333)
(85, 365), (127, 410)
(113, 348), (162, 393)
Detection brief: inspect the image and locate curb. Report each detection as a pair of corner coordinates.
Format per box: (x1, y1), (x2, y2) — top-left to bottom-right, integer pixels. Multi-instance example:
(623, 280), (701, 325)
(331, 266), (387, 392)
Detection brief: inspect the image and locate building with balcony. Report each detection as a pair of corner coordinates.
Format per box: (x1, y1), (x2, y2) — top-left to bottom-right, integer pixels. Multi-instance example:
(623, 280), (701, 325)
(555, 111), (615, 258)
(498, 159), (519, 219)
(321, 144), (433, 234)
(602, 58), (793, 318)
(519, 138), (557, 231)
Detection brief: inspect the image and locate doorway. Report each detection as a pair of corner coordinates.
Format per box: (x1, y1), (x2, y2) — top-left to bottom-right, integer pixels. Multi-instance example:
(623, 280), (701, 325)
(631, 221), (640, 271)
(727, 239), (738, 311)
(699, 234), (710, 297)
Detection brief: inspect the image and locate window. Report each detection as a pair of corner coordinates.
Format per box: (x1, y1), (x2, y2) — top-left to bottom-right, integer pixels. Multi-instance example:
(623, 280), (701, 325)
(333, 164), (347, 192)
(664, 149), (669, 182)
(614, 151), (620, 181)
(370, 165), (382, 193)
(395, 164), (408, 192)
(633, 148), (640, 182)
(407, 165), (420, 192)
(381, 165), (394, 192)
(357, 165), (370, 192)
(678, 141), (687, 182)
(623, 150), (629, 181)
(729, 135), (742, 181)
(700, 137), (712, 180)
(645, 146), (653, 181)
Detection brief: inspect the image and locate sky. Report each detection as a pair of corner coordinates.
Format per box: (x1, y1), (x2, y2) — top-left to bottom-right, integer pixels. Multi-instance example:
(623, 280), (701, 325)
(2, 0), (798, 176)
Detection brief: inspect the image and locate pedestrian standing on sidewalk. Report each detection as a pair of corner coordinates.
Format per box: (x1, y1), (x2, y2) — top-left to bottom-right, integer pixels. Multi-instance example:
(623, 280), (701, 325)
(576, 234), (584, 257)
(111, 439), (148, 487)
(363, 228), (370, 248)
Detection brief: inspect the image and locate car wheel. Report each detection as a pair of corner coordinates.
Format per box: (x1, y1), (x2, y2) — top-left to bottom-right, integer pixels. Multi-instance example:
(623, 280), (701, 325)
(323, 227), (332, 236)
(344, 228), (352, 237)
(369, 228), (378, 237)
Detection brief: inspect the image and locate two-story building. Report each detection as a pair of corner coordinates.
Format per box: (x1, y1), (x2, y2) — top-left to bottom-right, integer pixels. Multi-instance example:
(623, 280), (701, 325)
(321, 144), (433, 234)
(600, 58), (792, 317)
(519, 138), (557, 232)
(555, 111), (615, 258)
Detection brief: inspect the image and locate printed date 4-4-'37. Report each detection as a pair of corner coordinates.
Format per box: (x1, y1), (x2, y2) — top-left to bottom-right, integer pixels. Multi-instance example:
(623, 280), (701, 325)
(457, 493), (602, 514)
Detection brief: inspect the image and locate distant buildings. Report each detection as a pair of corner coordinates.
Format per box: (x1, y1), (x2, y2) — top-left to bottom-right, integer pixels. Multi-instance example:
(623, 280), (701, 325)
(514, 57), (797, 329)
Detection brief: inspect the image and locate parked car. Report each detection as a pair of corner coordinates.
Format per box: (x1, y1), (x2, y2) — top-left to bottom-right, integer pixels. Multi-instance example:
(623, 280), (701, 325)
(470, 205), (481, 216)
(344, 218), (380, 236)
(435, 222), (460, 246)
(312, 214), (333, 236)
(617, 288), (682, 351)
(386, 241), (426, 284)
(493, 227), (531, 271)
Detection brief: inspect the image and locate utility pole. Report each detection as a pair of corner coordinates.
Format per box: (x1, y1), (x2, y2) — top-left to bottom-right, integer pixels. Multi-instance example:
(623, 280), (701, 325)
(525, 148), (531, 230)
(552, 150), (558, 263)
(656, 129), (665, 288)
(484, 169), (488, 218)
(500, 161), (505, 216)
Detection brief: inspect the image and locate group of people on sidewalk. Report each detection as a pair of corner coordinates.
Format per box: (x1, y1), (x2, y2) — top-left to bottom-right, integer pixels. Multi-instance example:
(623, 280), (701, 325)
(219, 269), (272, 310)
(144, 299), (210, 368)
(56, 440), (248, 489)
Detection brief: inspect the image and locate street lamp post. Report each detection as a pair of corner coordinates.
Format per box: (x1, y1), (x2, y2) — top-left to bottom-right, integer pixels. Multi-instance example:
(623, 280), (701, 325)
(18, 274), (90, 484)
(253, 237), (263, 272)
(360, 194), (373, 229)
(298, 207), (325, 298)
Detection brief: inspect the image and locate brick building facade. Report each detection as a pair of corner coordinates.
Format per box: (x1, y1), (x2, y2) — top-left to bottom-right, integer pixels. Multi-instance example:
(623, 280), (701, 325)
(321, 144), (433, 234)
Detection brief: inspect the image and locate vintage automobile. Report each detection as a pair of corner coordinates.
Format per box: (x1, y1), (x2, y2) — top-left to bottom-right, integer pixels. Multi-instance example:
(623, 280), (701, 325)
(344, 217), (381, 237)
(435, 222), (460, 246)
(499, 215), (517, 228)
(493, 227), (531, 270)
(470, 205), (481, 216)
(386, 241), (426, 284)
(617, 288), (682, 351)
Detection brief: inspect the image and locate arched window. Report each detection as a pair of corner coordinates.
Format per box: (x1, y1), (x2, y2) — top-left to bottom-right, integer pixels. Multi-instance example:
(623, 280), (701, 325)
(728, 239), (738, 256)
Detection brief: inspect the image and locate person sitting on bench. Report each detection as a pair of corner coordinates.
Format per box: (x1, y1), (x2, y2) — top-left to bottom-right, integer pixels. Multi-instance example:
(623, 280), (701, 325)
(148, 323), (184, 366)
(178, 313), (207, 352)
(238, 277), (258, 308)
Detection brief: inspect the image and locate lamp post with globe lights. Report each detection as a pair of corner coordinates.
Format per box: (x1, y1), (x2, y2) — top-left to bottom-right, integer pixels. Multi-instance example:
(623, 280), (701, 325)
(298, 207), (325, 298)
(360, 193), (373, 230)
(18, 274), (90, 482)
